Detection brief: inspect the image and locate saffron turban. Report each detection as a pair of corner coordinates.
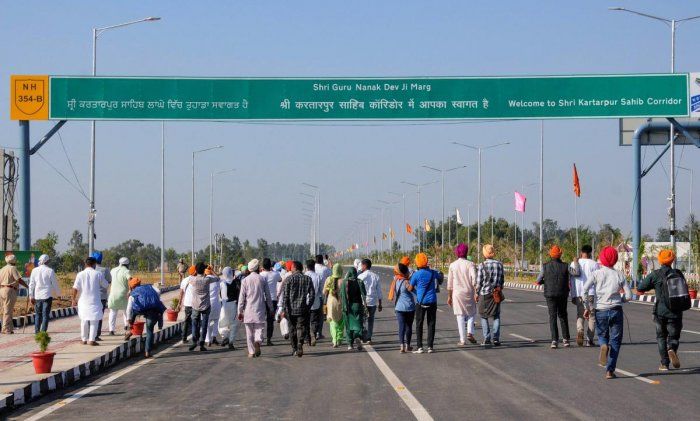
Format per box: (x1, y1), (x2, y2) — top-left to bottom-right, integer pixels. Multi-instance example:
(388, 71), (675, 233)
(482, 244), (496, 259)
(415, 253), (428, 268)
(549, 245), (562, 259)
(658, 249), (675, 266)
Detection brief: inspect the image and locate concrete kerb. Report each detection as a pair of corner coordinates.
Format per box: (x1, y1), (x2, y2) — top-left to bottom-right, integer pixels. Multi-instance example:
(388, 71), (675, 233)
(0, 320), (184, 414)
(3, 285), (179, 330)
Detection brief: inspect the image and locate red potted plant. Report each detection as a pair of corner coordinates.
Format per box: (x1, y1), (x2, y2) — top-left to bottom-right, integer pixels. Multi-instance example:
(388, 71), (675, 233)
(31, 331), (55, 374)
(165, 297), (179, 322)
(688, 280), (698, 300)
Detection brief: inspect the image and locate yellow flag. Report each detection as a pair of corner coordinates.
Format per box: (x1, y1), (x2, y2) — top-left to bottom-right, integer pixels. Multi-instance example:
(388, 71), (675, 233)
(390, 228), (395, 239)
(425, 219), (432, 232)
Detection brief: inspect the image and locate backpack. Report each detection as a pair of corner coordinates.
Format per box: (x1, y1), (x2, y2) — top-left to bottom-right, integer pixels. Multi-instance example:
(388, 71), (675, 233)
(662, 269), (691, 313)
(131, 285), (166, 315)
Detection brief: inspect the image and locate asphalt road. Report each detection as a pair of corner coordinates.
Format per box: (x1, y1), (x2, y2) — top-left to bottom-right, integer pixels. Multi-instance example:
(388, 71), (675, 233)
(10, 266), (700, 420)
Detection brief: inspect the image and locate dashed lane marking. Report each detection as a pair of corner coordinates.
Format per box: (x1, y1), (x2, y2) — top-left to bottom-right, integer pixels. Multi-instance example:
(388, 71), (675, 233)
(614, 368), (660, 385)
(509, 333), (535, 342)
(536, 305), (548, 308)
(682, 329), (700, 336)
(364, 344), (434, 421)
(436, 308), (444, 313)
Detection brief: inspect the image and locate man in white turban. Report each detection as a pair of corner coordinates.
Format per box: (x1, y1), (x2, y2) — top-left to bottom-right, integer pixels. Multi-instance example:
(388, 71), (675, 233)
(29, 254), (60, 333)
(107, 257), (131, 335)
(72, 257), (109, 345)
(237, 259), (273, 358)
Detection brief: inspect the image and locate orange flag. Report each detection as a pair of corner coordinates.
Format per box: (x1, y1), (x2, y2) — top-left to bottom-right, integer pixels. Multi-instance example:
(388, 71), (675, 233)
(382, 232), (387, 240)
(406, 223), (413, 234)
(573, 164), (581, 197)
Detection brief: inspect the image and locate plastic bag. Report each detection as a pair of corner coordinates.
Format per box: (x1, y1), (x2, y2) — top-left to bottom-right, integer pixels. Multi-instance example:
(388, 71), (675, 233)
(280, 317), (290, 336)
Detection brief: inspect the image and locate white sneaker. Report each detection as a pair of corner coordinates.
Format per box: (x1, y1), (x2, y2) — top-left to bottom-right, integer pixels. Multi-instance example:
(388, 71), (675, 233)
(427, 348), (434, 353)
(413, 347), (425, 354)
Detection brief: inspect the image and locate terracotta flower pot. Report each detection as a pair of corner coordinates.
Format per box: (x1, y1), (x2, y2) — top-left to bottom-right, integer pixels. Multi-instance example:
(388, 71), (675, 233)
(689, 289), (697, 300)
(165, 309), (178, 322)
(131, 321), (145, 336)
(31, 351), (55, 374)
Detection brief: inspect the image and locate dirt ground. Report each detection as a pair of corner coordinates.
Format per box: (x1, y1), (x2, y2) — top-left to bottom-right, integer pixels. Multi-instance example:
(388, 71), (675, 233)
(12, 271), (182, 317)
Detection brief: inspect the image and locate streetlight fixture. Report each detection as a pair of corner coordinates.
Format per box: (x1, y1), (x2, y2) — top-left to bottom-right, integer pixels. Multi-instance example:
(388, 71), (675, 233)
(302, 183), (320, 255)
(677, 166), (694, 272)
(191, 145), (223, 263)
(422, 164), (469, 253)
(609, 6), (700, 261)
(401, 180), (439, 252)
(389, 191), (407, 252)
(88, 16), (161, 254)
(452, 141), (510, 262)
(210, 169), (235, 264)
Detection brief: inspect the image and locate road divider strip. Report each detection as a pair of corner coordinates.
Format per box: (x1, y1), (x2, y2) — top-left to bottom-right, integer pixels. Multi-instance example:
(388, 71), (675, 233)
(0, 321), (183, 415)
(363, 344), (433, 421)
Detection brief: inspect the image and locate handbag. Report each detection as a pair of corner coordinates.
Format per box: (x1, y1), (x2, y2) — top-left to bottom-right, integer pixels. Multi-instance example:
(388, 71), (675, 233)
(493, 286), (505, 304)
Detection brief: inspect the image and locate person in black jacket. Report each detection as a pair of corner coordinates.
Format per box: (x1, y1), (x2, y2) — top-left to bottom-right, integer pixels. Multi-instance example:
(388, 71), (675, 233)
(280, 261), (315, 357)
(537, 245), (578, 349)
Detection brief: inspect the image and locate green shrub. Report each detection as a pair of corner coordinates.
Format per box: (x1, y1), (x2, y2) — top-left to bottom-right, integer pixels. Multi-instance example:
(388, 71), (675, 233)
(35, 331), (51, 353)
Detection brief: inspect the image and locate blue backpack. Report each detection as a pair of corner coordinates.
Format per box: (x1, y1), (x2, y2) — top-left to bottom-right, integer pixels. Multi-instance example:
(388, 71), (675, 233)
(131, 285), (166, 315)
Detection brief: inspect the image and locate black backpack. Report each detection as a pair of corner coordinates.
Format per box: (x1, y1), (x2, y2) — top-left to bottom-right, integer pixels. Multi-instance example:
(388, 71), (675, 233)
(662, 268), (691, 313)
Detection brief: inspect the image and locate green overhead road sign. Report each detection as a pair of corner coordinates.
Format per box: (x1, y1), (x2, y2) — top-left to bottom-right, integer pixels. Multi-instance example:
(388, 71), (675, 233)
(48, 74), (690, 121)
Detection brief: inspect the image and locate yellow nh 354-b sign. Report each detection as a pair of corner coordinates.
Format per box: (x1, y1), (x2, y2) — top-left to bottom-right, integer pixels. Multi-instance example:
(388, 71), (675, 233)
(10, 75), (49, 120)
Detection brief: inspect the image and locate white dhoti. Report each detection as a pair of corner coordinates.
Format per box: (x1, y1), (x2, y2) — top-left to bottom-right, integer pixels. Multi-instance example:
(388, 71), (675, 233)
(218, 300), (240, 342)
(205, 300), (222, 343)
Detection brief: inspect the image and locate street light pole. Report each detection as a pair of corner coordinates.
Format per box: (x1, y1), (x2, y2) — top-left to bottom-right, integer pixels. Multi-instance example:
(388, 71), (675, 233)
(677, 166), (694, 272)
(191, 145), (223, 264)
(88, 16), (161, 255)
(210, 169), (235, 264)
(452, 141), (510, 262)
(402, 180), (439, 253)
(303, 183), (320, 255)
(390, 191), (406, 252)
(610, 6), (700, 264)
(160, 122), (165, 286)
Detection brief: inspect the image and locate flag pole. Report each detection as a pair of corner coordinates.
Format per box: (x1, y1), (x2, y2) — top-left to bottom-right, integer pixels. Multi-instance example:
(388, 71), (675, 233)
(574, 195), (580, 252)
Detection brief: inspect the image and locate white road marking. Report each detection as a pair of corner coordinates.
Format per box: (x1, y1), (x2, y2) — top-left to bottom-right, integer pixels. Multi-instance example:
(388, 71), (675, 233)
(536, 304), (548, 308)
(505, 299), (515, 302)
(24, 341), (182, 420)
(436, 308), (444, 313)
(364, 344), (433, 421)
(614, 368), (659, 385)
(682, 329), (700, 336)
(509, 333), (535, 342)
(679, 350), (700, 353)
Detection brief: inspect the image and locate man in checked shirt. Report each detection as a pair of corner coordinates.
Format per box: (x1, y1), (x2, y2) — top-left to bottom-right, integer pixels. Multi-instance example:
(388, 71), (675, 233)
(476, 244), (505, 347)
(280, 261), (315, 358)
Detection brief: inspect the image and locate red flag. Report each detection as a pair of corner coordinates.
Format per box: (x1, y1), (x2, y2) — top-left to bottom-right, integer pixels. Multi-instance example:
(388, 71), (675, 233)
(573, 164), (581, 197)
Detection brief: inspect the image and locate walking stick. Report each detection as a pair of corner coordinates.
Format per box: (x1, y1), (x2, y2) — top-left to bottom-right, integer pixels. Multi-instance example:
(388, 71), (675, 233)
(22, 297), (31, 334)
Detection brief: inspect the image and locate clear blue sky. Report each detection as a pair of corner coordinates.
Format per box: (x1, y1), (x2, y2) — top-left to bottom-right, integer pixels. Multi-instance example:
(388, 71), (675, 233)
(0, 0), (698, 252)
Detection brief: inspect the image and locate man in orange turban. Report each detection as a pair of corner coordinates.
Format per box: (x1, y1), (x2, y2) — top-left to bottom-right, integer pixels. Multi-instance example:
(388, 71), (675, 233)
(400, 256), (411, 266)
(125, 277), (166, 358)
(407, 252), (443, 353)
(128, 277), (142, 290)
(178, 264), (197, 343)
(476, 244), (505, 346)
(637, 248), (686, 371)
(537, 244), (575, 349)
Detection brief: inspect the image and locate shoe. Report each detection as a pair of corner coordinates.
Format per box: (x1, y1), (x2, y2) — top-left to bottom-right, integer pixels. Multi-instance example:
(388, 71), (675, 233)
(659, 364), (669, 371)
(599, 344), (609, 367)
(284, 334), (289, 340)
(400, 345), (406, 353)
(188, 344), (197, 352)
(254, 342), (261, 357)
(333, 343), (339, 348)
(205, 342), (211, 347)
(481, 340), (492, 347)
(413, 347), (425, 354)
(576, 331), (584, 347)
(82, 341), (87, 345)
(109, 331), (115, 336)
(87, 341), (98, 346)
(266, 340), (273, 346)
(228, 344), (235, 350)
(199, 345), (207, 352)
(427, 348), (434, 353)
(347, 345), (354, 351)
(457, 341), (466, 347)
(144, 352), (152, 358)
(356, 339), (363, 351)
(367, 340), (373, 345)
(181, 339), (189, 344)
(584, 339), (593, 347)
(248, 354), (255, 358)
(212, 337), (219, 345)
(95, 337), (102, 342)
(493, 341), (501, 347)
(292, 350), (298, 357)
(467, 334), (477, 344)
(311, 338), (317, 347)
(668, 349), (681, 369)
(605, 371), (617, 380)
(407, 346), (414, 352)
(563, 339), (571, 348)
(550, 341), (558, 349)
(221, 338), (229, 347)
(298, 345), (304, 357)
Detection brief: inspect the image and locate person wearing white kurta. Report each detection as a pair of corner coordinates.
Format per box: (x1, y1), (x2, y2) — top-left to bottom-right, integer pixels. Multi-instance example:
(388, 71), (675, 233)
(219, 267), (242, 349)
(238, 260), (273, 357)
(447, 244), (478, 345)
(205, 272), (222, 345)
(72, 258), (109, 345)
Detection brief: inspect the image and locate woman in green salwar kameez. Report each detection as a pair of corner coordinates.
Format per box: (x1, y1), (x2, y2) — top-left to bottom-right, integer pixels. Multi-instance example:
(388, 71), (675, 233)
(340, 267), (367, 351)
(324, 263), (345, 348)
